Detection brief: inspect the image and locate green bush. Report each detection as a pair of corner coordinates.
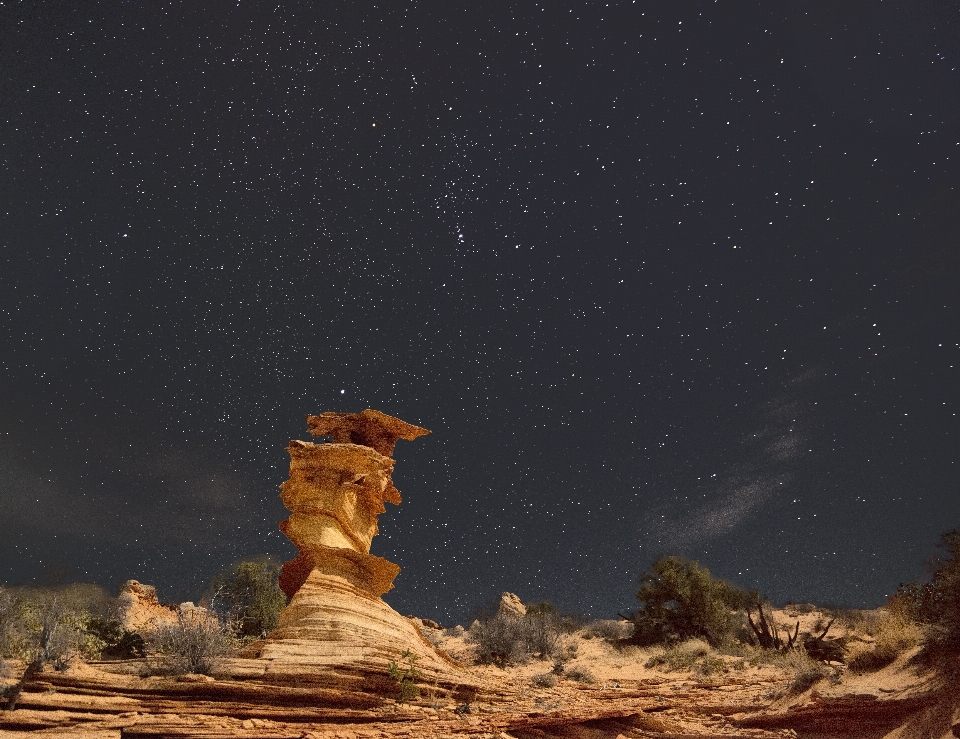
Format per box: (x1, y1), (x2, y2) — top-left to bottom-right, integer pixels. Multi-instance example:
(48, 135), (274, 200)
(387, 650), (422, 703)
(631, 557), (749, 647)
(204, 559), (287, 639)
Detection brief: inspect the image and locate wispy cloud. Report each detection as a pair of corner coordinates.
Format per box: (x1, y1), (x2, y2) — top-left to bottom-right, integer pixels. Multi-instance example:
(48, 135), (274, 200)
(643, 368), (818, 548)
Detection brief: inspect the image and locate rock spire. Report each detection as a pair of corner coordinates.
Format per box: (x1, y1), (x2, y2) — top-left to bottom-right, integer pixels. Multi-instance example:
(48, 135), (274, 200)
(255, 410), (473, 691)
(276, 410), (430, 599)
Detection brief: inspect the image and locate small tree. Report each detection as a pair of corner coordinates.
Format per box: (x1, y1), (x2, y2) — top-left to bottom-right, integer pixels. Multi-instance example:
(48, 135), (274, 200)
(631, 556), (748, 647)
(205, 560), (287, 639)
(522, 604), (562, 660)
(1, 589), (108, 710)
(0, 586), (107, 666)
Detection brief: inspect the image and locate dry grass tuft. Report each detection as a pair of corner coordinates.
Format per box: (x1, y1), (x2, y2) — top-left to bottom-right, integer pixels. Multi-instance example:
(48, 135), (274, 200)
(848, 612), (923, 673)
(531, 672), (558, 688)
(564, 667), (596, 683)
(582, 619), (633, 641)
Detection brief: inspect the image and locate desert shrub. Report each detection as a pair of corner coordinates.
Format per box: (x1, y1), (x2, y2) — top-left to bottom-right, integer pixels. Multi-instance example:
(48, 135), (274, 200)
(848, 612), (923, 673)
(858, 610), (886, 636)
(644, 639), (730, 677)
(717, 640), (751, 658)
(420, 627), (444, 647)
(747, 645), (831, 692)
(892, 529), (960, 662)
(525, 601), (555, 617)
(468, 614), (530, 667)
(784, 603), (818, 617)
(531, 672), (558, 688)
(0, 587), (25, 659)
(0, 587), (107, 666)
(696, 655), (729, 677)
(145, 611), (234, 675)
(645, 638), (711, 671)
(785, 652), (831, 693)
(86, 618), (146, 660)
(631, 557), (750, 647)
(524, 609), (561, 659)
(468, 606), (565, 666)
(204, 560), (287, 639)
(565, 667), (596, 683)
(584, 619), (633, 641)
(387, 650), (422, 703)
(828, 608), (884, 635)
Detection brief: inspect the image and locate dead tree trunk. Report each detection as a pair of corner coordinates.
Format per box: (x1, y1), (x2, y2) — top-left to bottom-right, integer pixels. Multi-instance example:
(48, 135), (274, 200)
(803, 618), (845, 662)
(747, 599), (800, 653)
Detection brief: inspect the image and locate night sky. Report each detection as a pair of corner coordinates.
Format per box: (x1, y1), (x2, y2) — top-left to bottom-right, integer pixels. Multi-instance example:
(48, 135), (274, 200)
(2, 1), (958, 626)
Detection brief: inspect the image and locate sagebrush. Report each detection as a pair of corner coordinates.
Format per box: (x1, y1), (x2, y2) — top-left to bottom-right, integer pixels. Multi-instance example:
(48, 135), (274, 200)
(468, 603), (569, 666)
(145, 611), (234, 675)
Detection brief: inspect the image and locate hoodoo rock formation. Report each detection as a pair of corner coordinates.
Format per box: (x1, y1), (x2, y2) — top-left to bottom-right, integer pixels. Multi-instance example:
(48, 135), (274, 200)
(252, 410), (474, 691)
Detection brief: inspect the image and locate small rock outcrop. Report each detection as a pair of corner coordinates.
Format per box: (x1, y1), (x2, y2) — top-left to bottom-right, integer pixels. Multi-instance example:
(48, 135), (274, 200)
(497, 592), (527, 619)
(116, 580), (178, 632)
(255, 410), (475, 692)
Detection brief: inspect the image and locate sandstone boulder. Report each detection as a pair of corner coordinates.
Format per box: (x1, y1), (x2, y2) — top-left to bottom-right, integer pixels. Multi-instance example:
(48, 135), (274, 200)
(498, 592), (527, 619)
(116, 580), (178, 632)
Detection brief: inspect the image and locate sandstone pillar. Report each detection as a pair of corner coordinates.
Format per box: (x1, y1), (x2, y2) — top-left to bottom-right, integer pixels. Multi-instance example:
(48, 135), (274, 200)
(255, 410), (473, 691)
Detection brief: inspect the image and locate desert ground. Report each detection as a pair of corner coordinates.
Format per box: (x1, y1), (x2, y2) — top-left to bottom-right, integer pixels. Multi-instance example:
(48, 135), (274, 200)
(2, 603), (958, 739)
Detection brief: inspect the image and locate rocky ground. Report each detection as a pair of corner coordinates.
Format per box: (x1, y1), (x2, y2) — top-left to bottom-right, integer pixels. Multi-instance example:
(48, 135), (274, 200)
(1, 609), (958, 739)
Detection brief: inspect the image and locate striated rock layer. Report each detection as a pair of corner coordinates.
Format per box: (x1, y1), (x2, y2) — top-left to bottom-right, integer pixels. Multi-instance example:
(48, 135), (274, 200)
(256, 568), (466, 688)
(254, 410), (477, 691)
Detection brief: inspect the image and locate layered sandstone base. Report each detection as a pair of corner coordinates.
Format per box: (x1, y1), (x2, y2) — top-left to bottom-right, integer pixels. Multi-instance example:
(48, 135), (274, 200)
(250, 568), (473, 692)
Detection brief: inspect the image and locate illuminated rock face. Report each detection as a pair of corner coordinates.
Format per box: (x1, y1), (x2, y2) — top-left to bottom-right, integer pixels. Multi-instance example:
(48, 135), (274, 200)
(116, 580), (178, 632)
(277, 441), (404, 599)
(275, 410), (429, 600)
(257, 410), (473, 690)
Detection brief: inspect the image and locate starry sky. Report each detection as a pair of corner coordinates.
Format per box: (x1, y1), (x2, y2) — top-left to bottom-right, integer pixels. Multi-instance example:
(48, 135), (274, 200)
(2, 1), (958, 625)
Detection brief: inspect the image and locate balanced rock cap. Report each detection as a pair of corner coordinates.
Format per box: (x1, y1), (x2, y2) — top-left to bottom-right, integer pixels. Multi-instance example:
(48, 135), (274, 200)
(306, 408), (431, 457)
